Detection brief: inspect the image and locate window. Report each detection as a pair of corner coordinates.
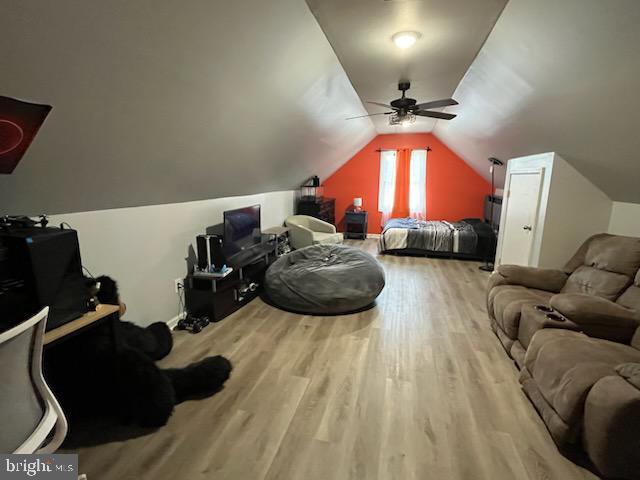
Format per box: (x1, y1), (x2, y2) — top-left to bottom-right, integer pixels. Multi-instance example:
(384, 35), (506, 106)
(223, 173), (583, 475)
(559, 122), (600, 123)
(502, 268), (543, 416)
(409, 149), (427, 219)
(378, 150), (397, 214)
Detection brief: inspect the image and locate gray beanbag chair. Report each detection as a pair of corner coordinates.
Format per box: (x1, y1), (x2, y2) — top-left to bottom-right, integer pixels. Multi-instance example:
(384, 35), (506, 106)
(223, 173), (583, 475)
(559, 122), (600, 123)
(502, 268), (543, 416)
(264, 244), (385, 314)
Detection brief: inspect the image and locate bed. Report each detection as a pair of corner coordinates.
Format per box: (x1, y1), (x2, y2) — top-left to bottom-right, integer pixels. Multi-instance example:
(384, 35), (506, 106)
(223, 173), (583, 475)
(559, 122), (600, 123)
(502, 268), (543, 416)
(378, 218), (496, 260)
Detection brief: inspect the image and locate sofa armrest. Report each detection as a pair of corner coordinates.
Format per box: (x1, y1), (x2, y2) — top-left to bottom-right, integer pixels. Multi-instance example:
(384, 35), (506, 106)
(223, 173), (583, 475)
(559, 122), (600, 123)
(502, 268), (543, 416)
(306, 217), (336, 234)
(488, 265), (568, 292)
(550, 293), (639, 343)
(616, 363), (640, 389)
(583, 367), (640, 479)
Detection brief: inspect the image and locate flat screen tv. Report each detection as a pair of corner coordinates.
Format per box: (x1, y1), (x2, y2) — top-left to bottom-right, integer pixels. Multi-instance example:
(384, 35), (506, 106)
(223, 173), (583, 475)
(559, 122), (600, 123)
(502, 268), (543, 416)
(223, 205), (261, 255)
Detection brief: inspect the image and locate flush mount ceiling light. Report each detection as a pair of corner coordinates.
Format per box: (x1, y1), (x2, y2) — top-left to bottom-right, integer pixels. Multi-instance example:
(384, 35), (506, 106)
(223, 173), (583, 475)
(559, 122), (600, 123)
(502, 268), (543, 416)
(392, 31), (420, 49)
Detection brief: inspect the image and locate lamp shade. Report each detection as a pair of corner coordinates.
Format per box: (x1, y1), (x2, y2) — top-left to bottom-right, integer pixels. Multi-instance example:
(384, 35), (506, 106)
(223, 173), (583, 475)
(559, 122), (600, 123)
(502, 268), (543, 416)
(353, 197), (363, 208)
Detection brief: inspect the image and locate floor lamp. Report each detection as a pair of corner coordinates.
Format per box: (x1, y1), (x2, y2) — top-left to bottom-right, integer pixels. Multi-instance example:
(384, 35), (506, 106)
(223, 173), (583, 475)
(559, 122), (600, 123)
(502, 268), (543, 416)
(479, 157), (504, 272)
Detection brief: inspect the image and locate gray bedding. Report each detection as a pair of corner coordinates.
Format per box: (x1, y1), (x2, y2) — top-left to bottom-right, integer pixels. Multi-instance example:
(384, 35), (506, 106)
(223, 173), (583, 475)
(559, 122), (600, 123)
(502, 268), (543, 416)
(380, 218), (478, 254)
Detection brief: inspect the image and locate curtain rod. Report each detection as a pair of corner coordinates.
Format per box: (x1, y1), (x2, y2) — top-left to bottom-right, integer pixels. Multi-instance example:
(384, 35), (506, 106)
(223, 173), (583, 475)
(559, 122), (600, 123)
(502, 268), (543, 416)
(375, 146), (431, 152)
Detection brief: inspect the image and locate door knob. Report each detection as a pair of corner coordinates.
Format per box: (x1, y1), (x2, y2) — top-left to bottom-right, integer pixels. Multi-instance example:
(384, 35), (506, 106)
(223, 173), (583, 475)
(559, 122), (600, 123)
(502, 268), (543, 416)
(523, 225), (532, 231)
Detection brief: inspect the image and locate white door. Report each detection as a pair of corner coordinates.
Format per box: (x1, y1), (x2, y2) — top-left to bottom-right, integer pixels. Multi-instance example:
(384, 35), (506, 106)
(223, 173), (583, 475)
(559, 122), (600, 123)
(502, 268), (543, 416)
(499, 171), (543, 266)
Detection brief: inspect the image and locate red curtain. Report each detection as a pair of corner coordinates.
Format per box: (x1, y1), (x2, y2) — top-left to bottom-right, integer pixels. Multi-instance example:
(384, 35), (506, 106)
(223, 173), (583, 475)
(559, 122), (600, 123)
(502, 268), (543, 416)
(391, 148), (410, 218)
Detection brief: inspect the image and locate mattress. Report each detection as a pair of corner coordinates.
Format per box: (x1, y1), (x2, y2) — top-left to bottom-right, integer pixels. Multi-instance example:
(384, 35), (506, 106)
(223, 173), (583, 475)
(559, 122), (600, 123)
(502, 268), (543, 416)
(379, 218), (495, 258)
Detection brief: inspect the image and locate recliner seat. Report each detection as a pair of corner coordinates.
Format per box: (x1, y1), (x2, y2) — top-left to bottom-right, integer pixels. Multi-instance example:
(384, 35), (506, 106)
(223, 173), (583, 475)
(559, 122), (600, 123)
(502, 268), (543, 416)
(487, 234), (640, 361)
(486, 233), (640, 479)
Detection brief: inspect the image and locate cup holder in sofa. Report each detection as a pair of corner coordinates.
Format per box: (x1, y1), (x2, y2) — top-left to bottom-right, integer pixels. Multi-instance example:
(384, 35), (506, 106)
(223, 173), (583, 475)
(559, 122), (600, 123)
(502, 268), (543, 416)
(534, 304), (554, 313)
(545, 312), (566, 322)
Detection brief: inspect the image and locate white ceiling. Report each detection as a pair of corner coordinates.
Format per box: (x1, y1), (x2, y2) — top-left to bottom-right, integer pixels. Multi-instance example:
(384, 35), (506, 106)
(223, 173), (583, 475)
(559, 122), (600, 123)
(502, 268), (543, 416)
(434, 0), (640, 202)
(0, 0), (376, 214)
(306, 0), (508, 133)
(4, 0), (640, 212)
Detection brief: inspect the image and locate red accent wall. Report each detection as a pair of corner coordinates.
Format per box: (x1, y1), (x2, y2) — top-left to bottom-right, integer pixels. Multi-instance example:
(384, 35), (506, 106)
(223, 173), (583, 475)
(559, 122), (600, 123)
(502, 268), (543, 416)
(322, 133), (490, 233)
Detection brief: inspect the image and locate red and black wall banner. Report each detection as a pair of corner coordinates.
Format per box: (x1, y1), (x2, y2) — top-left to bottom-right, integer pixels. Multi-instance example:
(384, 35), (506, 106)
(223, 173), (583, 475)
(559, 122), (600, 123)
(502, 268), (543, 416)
(0, 95), (52, 174)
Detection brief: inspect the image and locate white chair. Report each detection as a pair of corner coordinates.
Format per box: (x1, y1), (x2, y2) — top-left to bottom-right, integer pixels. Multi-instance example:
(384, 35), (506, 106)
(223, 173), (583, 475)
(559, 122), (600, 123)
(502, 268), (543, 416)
(0, 307), (68, 453)
(285, 215), (343, 250)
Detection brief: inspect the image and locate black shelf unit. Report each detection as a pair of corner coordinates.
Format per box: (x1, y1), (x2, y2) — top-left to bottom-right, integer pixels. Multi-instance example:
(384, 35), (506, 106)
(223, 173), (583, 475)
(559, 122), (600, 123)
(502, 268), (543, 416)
(184, 244), (276, 322)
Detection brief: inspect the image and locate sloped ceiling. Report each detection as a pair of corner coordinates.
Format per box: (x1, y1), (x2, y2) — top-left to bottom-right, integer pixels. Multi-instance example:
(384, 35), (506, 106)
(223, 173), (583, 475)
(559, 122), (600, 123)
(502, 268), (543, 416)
(306, 0), (508, 134)
(434, 0), (640, 202)
(0, 0), (376, 214)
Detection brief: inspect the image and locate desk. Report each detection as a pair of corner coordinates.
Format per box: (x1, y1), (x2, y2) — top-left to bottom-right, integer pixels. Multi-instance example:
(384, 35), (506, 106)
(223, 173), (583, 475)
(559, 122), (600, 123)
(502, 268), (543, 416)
(44, 304), (120, 346)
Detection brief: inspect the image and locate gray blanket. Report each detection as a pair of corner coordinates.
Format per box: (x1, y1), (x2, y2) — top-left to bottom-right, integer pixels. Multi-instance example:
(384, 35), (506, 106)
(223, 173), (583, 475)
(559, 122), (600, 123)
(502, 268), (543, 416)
(407, 221), (452, 251)
(381, 218), (478, 254)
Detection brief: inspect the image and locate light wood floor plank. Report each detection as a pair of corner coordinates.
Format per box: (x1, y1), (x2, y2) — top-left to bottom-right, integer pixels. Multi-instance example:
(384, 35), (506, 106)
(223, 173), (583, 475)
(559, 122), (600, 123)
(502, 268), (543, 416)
(66, 239), (598, 480)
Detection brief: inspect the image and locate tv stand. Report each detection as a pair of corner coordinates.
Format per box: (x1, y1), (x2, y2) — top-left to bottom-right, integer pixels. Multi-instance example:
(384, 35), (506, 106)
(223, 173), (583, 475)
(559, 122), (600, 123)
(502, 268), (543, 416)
(184, 240), (276, 322)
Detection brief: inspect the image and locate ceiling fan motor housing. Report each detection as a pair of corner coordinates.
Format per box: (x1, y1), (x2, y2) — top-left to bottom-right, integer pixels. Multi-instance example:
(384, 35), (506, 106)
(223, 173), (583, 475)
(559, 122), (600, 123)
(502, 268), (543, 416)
(390, 97), (417, 112)
(391, 81), (416, 114)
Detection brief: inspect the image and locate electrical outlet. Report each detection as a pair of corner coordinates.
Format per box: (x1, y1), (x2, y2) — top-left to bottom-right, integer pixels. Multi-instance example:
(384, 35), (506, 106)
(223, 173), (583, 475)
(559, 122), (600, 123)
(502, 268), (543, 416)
(174, 278), (183, 293)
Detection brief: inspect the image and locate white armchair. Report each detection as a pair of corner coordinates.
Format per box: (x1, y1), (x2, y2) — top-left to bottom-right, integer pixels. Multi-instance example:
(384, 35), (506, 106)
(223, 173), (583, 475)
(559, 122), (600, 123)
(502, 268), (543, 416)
(285, 215), (343, 250)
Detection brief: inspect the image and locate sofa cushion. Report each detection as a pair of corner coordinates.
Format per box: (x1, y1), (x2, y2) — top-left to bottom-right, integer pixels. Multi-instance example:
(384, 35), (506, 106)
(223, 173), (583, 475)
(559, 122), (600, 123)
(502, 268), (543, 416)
(524, 329), (640, 433)
(312, 232), (343, 245)
(582, 234), (640, 277)
(617, 271), (640, 311)
(616, 363), (640, 389)
(632, 328), (640, 351)
(561, 265), (631, 301)
(491, 286), (553, 339)
(582, 374), (640, 480)
(561, 235), (640, 301)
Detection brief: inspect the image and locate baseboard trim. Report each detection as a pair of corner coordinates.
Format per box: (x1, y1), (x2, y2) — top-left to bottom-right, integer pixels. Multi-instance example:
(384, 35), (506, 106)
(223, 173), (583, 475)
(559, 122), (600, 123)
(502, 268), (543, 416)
(167, 312), (185, 329)
(367, 233), (381, 239)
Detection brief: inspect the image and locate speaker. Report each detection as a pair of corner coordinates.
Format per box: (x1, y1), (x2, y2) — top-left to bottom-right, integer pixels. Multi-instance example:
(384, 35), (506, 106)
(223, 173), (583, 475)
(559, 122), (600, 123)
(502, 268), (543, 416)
(196, 234), (225, 272)
(0, 226), (88, 331)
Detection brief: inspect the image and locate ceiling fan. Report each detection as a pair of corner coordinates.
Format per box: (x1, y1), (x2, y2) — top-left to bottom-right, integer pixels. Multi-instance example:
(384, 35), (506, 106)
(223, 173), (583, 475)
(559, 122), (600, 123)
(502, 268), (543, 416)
(347, 82), (458, 126)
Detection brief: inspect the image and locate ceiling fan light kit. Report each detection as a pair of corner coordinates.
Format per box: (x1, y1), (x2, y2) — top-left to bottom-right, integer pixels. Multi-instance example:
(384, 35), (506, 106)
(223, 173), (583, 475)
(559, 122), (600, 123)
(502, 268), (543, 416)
(392, 31), (420, 49)
(389, 112), (415, 126)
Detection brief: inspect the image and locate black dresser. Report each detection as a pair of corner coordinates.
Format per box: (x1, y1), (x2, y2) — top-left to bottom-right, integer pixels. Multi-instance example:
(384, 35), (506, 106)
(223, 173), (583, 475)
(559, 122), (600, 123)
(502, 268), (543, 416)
(296, 197), (335, 225)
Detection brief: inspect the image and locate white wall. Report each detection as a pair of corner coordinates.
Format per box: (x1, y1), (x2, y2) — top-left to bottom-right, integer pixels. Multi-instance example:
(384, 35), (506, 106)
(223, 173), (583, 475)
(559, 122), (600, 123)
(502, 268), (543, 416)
(49, 190), (295, 326)
(608, 202), (640, 237)
(496, 152), (612, 269)
(433, 0), (640, 204)
(540, 154), (612, 267)
(0, 0), (375, 214)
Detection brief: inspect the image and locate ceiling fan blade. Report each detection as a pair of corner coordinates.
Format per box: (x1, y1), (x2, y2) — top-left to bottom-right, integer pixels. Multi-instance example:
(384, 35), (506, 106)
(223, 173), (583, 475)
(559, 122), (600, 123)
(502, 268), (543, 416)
(413, 98), (459, 110)
(415, 110), (457, 120)
(367, 101), (395, 109)
(346, 112), (393, 120)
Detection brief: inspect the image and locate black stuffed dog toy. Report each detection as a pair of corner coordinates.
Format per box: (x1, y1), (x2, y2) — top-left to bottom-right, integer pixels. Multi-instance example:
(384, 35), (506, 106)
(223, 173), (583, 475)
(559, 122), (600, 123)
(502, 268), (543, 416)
(46, 276), (232, 428)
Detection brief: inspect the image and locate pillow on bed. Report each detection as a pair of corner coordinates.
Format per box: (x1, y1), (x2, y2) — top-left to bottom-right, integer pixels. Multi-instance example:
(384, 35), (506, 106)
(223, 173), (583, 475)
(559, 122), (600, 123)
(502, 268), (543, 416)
(459, 218), (482, 225)
(472, 222), (495, 236)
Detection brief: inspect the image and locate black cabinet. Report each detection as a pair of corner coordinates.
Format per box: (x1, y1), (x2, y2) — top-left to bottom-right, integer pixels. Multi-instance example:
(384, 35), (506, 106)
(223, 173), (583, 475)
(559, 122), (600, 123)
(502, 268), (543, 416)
(344, 211), (368, 240)
(184, 246), (276, 322)
(296, 197), (335, 225)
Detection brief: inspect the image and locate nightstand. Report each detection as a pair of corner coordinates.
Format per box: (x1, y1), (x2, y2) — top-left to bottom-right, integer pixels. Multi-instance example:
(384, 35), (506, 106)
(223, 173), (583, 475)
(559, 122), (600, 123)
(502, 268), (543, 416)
(344, 211), (368, 240)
